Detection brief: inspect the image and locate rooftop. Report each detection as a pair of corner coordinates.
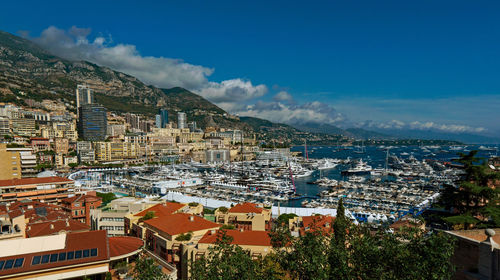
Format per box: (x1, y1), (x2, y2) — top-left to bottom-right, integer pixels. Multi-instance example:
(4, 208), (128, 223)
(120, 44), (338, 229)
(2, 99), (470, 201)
(134, 202), (185, 218)
(447, 228), (500, 244)
(144, 213), (219, 236)
(228, 202), (263, 214)
(199, 229), (271, 247)
(0, 177), (73, 187)
(109, 236), (144, 258)
(26, 219), (90, 238)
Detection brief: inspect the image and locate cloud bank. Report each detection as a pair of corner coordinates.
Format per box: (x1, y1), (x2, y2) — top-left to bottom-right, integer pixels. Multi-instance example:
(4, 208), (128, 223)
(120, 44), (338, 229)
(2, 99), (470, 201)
(358, 120), (486, 134)
(30, 26), (265, 105)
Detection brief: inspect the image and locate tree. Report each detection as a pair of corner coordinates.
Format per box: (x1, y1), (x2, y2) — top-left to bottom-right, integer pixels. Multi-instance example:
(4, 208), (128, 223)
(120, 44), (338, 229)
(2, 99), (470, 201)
(328, 198), (350, 279)
(440, 151), (500, 229)
(139, 211), (155, 222)
(132, 257), (170, 280)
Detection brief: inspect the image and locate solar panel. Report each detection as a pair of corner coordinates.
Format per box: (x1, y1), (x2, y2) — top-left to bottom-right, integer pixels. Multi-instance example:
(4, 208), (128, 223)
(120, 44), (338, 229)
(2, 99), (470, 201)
(14, 258), (24, 268)
(83, 249), (89, 258)
(0, 260), (4, 269)
(41, 255), (49, 264)
(75, 250), (82, 259)
(90, 248), (98, 257)
(4, 259), (13, 269)
(58, 252), (66, 261)
(32, 256), (41, 265)
(67, 251), (74, 260)
(50, 254), (58, 262)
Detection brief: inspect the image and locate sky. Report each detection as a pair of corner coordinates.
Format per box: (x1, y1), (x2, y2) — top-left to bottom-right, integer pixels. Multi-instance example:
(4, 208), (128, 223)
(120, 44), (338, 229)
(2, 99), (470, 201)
(1, 0), (499, 137)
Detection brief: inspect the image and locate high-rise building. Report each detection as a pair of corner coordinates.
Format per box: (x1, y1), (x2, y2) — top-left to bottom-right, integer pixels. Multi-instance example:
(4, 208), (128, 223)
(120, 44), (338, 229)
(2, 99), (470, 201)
(76, 85), (94, 109)
(0, 144), (21, 180)
(159, 109), (169, 128)
(177, 112), (187, 129)
(155, 114), (162, 129)
(78, 104), (107, 141)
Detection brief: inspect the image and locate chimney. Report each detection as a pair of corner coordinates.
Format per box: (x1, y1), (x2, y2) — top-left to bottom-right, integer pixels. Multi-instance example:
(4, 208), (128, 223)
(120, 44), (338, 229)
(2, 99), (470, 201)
(66, 219), (70, 227)
(50, 224), (54, 230)
(189, 216), (194, 222)
(27, 226), (31, 231)
(239, 228), (244, 232)
(210, 229), (216, 235)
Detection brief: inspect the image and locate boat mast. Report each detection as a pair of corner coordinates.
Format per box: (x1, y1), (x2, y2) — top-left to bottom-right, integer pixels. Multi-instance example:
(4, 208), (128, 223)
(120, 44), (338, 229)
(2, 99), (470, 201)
(304, 139), (308, 160)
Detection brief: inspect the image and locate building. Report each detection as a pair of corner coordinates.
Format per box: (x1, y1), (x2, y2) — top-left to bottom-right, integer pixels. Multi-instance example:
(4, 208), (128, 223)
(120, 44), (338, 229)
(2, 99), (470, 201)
(40, 121), (78, 142)
(30, 138), (51, 153)
(289, 215), (335, 237)
(93, 141), (140, 162)
(61, 194), (102, 226)
(155, 114), (162, 129)
(78, 104), (107, 141)
(0, 144), (21, 180)
(54, 138), (69, 155)
(76, 141), (95, 163)
(90, 197), (160, 237)
(214, 202), (271, 231)
(159, 109), (169, 128)
(0, 117), (10, 135)
(0, 177), (74, 203)
(206, 149), (230, 163)
(75, 84), (94, 109)
(11, 118), (36, 137)
(446, 228), (500, 280)
(177, 112), (186, 129)
(0, 230), (144, 280)
(0, 206), (25, 240)
(5, 147), (37, 178)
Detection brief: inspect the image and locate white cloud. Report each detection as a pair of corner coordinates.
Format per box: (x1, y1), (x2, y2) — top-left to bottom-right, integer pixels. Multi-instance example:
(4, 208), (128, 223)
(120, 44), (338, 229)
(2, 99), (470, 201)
(31, 26), (266, 105)
(237, 100), (345, 125)
(273, 91), (294, 103)
(358, 119), (486, 134)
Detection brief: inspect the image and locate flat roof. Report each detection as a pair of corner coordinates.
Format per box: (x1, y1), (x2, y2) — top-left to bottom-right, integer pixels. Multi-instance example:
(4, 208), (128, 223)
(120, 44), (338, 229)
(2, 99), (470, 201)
(0, 177), (73, 187)
(0, 234), (67, 258)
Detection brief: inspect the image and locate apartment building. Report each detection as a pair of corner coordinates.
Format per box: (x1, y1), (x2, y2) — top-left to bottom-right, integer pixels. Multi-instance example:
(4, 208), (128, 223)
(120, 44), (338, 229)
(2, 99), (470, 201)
(6, 147), (37, 178)
(61, 194), (102, 226)
(214, 202), (271, 231)
(0, 177), (74, 203)
(11, 118), (36, 136)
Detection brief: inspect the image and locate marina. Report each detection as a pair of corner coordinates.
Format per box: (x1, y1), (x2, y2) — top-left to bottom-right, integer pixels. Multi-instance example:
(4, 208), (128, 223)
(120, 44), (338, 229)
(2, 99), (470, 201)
(71, 144), (499, 223)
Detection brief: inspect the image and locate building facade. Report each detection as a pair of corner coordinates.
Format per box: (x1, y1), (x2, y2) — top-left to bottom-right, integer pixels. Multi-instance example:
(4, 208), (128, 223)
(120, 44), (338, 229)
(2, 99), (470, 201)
(78, 104), (107, 141)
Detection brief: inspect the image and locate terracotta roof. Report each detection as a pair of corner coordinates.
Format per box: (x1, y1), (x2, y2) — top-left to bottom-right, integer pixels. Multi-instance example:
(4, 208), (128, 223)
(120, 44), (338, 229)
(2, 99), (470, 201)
(199, 229), (271, 247)
(0, 230), (109, 277)
(62, 194), (101, 204)
(144, 213), (219, 236)
(228, 202), (263, 214)
(300, 215), (335, 235)
(134, 202), (185, 218)
(0, 177), (73, 187)
(108, 236), (144, 258)
(26, 219), (90, 238)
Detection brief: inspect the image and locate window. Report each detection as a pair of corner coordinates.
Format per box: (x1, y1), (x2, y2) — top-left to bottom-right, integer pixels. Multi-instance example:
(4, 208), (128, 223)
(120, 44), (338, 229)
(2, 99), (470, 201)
(32, 256), (41, 265)
(67, 251), (74, 260)
(14, 258), (23, 268)
(58, 252), (66, 261)
(41, 255), (50, 264)
(83, 249), (89, 258)
(75, 250), (82, 259)
(50, 253), (58, 262)
(4, 259), (13, 269)
(74, 203), (80, 207)
(90, 248), (98, 257)
(0, 261), (4, 269)
(74, 210), (78, 216)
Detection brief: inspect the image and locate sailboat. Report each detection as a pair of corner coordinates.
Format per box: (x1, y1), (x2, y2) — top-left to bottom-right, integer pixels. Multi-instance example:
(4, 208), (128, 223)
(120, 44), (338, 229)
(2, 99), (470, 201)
(353, 140), (366, 154)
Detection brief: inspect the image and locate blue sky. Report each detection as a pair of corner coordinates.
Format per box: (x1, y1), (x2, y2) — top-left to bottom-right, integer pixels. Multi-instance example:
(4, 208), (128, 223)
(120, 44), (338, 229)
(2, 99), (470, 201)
(1, 0), (499, 136)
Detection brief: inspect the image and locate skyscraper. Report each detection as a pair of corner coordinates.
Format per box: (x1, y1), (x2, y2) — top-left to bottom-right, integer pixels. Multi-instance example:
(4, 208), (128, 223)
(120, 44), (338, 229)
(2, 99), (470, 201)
(76, 85), (94, 109)
(155, 114), (162, 129)
(177, 112), (187, 129)
(78, 104), (107, 141)
(159, 109), (169, 128)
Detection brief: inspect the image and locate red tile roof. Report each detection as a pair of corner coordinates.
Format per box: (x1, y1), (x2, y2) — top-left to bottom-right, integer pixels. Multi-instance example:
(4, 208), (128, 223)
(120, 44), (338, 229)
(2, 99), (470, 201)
(229, 202), (263, 214)
(0, 177), (73, 187)
(62, 194), (101, 204)
(199, 229), (271, 247)
(0, 230), (109, 277)
(300, 215), (335, 235)
(134, 202), (185, 218)
(26, 219), (90, 238)
(144, 213), (219, 236)
(109, 236), (144, 258)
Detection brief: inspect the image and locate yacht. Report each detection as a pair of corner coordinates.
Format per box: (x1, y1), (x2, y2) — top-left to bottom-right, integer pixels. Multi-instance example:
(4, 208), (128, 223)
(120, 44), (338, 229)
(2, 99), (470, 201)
(341, 159), (373, 176)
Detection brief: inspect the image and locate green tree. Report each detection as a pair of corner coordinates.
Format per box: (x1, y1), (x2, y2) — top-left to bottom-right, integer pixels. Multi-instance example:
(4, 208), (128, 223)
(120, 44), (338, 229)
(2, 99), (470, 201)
(440, 150), (500, 229)
(132, 257), (170, 280)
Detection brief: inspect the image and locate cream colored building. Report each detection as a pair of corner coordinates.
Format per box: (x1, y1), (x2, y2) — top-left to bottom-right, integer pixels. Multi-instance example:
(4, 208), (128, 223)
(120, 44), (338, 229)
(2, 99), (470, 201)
(214, 203), (271, 231)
